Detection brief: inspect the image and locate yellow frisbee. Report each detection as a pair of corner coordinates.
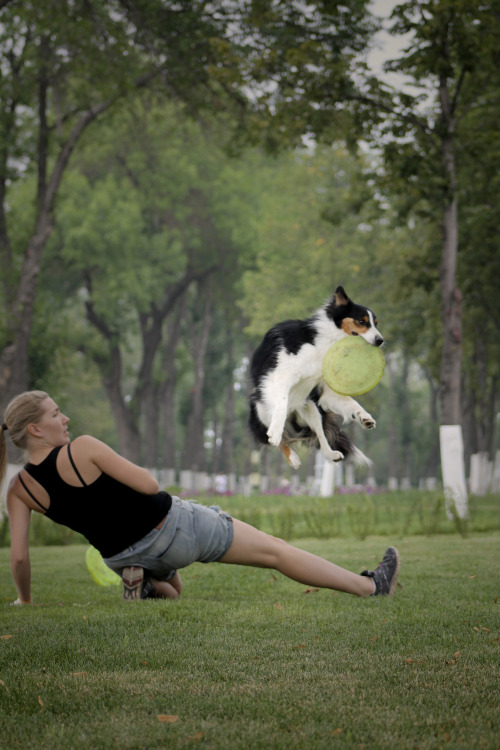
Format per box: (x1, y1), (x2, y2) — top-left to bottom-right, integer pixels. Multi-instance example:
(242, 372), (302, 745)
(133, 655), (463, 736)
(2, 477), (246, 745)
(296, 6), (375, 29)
(85, 545), (121, 587)
(322, 337), (385, 396)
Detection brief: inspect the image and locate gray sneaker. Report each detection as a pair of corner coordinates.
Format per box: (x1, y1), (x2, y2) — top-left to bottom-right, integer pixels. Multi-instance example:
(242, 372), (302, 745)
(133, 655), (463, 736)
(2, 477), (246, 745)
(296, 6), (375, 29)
(122, 566), (144, 601)
(122, 566), (156, 601)
(361, 547), (400, 596)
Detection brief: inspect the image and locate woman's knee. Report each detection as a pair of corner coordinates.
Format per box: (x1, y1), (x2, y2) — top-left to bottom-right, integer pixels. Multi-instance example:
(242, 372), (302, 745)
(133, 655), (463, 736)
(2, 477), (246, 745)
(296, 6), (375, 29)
(170, 572), (182, 595)
(252, 533), (291, 569)
(267, 535), (293, 567)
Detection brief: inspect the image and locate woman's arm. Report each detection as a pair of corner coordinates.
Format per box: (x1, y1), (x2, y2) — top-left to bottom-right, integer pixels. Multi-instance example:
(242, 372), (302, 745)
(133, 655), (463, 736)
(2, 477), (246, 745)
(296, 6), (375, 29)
(74, 435), (160, 494)
(7, 480), (32, 604)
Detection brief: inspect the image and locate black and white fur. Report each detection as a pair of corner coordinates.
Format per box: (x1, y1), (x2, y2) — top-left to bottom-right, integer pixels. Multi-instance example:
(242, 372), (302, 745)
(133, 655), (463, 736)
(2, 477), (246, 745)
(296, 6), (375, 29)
(248, 286), (384, 470)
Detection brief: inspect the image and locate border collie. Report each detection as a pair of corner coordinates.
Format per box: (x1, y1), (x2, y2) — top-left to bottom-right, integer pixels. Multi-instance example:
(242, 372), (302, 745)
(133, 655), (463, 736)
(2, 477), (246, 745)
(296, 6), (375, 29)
(248, 286), (383, 470)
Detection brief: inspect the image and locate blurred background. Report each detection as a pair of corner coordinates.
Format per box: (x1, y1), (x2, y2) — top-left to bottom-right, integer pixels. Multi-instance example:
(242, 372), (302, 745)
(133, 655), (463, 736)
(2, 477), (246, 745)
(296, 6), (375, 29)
(0, 0), (499, 499)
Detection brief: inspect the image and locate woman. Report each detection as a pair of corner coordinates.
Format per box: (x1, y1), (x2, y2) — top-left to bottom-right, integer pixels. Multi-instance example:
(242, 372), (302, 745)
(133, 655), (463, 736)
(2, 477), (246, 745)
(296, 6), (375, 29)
(1, 391), (400, 606)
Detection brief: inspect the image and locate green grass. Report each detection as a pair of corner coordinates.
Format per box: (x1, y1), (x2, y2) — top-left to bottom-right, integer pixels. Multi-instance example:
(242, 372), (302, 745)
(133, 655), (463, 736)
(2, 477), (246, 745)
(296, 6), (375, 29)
(1, 534), (499, 749)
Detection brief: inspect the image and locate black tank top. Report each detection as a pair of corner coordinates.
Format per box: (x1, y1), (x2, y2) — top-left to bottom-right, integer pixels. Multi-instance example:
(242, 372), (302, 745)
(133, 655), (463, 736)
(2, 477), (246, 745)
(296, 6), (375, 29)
(22, 445), (172, 557)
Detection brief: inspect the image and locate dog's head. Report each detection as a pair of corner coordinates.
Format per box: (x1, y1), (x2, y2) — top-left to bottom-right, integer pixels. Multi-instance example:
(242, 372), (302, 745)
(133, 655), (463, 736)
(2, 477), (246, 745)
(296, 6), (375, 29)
(326, 286), (384, 347)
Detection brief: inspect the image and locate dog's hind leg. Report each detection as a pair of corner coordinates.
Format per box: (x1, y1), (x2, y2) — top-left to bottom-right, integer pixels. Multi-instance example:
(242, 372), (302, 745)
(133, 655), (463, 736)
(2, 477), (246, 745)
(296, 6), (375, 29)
(297, 401), (344, 463)
(280, 443), (302, 470)
(318, 387), (376, 429)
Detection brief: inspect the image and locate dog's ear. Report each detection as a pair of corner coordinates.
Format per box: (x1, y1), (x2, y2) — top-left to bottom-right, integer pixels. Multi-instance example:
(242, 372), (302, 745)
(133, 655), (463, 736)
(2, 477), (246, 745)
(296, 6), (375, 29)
(334, 286), (349, 306)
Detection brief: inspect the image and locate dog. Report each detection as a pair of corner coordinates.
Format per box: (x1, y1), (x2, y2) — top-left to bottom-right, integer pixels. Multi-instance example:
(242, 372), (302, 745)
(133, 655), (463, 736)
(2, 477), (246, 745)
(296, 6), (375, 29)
(248, 286), (383, 470)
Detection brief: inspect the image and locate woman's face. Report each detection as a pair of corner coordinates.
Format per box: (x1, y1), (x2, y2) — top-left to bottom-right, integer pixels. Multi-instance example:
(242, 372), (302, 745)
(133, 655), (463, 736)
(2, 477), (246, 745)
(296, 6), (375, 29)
(33, 397), (70, 447)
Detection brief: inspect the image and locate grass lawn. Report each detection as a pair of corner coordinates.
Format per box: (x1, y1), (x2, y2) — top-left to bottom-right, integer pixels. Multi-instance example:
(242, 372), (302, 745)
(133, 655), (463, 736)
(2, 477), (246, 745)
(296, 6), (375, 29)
(1, 533), (499, 749)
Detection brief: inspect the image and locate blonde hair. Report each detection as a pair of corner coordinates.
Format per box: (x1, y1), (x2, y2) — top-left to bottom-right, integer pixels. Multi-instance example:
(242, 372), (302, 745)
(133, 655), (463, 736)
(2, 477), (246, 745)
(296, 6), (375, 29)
(0, 390), (49, 486)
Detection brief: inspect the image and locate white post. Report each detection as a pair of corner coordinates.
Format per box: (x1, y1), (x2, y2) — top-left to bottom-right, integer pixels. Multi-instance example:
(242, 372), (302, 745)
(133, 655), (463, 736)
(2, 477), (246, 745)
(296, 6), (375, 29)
(227, 473), (236, 493)
(345, 464), (355, 488)
(319, 458), (335, 498)
(439, 425), (468, 519)
(491, 451), (500, 493)
(180, 470), (193, 492)
(470, 453), (492, 496)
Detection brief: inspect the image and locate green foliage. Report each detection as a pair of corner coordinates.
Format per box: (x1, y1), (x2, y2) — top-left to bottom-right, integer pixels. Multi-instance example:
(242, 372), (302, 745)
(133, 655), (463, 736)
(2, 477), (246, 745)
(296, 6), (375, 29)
(55, 98), (261, 315)
(268, 506), (296, 541)
(241, 146), (386, 337)
(28, 513), (87, 548)
(234, 0), (378, 149)
(2, 0), (498, 478)
(304, 498), (343, 539)
(374, 0), (500, 442)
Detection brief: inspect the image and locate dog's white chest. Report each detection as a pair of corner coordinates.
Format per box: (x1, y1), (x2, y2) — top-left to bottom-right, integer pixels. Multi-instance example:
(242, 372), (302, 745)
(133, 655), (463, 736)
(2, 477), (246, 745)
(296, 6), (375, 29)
(270, 344), (324, 409)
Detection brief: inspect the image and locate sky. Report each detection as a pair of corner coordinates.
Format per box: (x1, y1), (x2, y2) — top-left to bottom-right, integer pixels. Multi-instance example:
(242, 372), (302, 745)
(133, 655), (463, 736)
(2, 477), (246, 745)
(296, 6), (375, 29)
(368, 0), (406, 78)
(367, 0), (429, 98)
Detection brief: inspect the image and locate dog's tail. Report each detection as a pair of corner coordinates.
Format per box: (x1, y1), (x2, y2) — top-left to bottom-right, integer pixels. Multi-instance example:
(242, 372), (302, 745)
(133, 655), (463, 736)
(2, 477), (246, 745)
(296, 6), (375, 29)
(284, 411), (372, 468)
(346, 444), (373, 469)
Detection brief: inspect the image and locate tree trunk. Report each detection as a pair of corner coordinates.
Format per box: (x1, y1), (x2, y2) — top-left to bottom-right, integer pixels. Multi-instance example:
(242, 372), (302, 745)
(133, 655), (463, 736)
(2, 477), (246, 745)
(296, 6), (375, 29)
(0, 100), (113, 418)
(159, 292), (188, 469)
(220, 330), (235, 475)
(0, 222), (52, 405)
(182, 286), (214, 471)
(400, 354), (412, 485)
(469, 337), (498, 459)
(0, 62), (160, 418)
(85, 298), (141, 462)
(137, 271), (206, 465)
(102, 355), (141, 463)
(220, 377), (235, 475)
(438, 74), (462, 426)
(422, 367), (441, 479)
(386, 354), (399, 487)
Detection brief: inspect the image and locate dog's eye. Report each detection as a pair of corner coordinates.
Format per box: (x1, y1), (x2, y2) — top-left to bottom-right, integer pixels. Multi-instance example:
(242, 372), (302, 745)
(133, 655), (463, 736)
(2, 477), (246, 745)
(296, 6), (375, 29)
(357, 320), (367, 327)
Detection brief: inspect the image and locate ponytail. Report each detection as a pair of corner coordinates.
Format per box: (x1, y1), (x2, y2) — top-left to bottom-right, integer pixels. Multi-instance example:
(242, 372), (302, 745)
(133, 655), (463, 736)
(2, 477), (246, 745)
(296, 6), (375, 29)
(0, 390), (49, 487)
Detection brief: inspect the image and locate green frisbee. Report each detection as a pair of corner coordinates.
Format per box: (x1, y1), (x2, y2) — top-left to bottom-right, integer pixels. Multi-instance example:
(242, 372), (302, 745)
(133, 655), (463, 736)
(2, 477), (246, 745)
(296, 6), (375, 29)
(322, 336), (385, 396)
(85, 545), (121, 587)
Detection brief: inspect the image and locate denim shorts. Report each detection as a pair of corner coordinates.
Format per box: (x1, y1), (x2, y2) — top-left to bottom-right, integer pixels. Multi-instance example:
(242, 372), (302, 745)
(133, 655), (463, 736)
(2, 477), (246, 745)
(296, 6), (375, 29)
(103, 497), (234, 581)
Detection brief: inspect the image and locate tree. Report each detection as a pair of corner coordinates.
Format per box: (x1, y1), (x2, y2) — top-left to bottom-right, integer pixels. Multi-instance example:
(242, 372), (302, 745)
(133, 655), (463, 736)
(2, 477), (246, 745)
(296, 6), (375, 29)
(376, 0), (500, 427)
(52, 101), (259, 463)
(0, 0), (260, 414)
(0, 1), (160, 414)
(236, 0), (499, 437)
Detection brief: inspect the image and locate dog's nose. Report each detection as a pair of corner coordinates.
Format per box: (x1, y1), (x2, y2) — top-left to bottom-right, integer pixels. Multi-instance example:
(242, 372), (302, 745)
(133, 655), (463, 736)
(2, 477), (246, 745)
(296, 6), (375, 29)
(374, 336), (384, 347)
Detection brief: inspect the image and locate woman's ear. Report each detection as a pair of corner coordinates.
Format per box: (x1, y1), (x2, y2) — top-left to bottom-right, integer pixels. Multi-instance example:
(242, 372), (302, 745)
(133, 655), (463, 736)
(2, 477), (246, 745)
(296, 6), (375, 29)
(27, 423), (42, 437)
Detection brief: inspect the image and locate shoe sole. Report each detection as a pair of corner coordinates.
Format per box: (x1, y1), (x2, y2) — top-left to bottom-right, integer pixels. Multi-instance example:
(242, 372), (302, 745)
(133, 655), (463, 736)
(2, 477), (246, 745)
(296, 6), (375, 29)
(122, 566), (144, 601)
(387, 547), (401, 595)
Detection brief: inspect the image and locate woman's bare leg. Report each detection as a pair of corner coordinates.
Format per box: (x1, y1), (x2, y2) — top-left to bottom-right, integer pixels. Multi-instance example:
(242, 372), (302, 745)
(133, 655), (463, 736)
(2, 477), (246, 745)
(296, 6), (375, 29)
(219, 519), (374, 597)
(150, 572), (182, 599)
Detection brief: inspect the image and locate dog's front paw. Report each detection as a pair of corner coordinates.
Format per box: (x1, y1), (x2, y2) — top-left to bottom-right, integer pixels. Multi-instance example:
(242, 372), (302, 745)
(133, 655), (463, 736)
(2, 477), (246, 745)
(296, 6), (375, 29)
(352, 411), (376, 429)
(267, 427), (283, 447)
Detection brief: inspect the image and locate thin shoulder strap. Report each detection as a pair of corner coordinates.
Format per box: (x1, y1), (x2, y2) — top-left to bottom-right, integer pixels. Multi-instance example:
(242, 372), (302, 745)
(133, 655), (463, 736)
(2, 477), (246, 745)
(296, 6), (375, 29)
(67, 443), (87, 487)
(18, 472), (49, 512)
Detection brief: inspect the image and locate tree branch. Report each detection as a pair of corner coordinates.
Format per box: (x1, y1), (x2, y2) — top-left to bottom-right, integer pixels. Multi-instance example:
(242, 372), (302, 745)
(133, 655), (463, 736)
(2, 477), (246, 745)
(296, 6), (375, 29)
(347, 93), (434, 137)
(44, 67), (163, 216)
(451, 65), (467, 117)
